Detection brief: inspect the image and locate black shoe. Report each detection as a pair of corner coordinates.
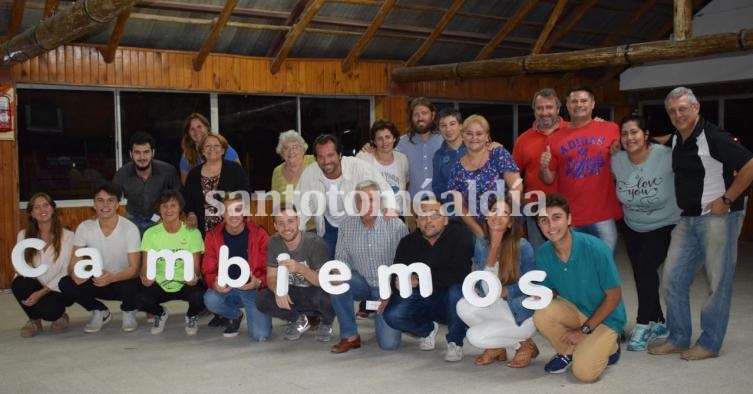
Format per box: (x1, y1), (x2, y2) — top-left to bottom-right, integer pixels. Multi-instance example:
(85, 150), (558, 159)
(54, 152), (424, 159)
(223, 312), (243, 338)
(608, 341), (621, 365)
(208, 314), (228, 328)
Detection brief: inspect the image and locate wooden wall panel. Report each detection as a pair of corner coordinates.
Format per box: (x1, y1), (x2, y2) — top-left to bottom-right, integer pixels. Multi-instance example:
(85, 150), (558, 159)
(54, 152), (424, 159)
(0, 140), (19, 289)
(375, 95), (410, 134)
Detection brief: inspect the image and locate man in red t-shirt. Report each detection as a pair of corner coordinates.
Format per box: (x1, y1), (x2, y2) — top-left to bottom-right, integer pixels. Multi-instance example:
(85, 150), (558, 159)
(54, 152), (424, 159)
(512, 88), (568, 251)
(539, 86), (622, 252)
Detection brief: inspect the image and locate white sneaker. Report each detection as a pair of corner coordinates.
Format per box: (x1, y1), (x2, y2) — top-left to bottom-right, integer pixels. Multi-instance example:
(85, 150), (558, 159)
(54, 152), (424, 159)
(151, 311), (168, 334)
(121, 310), (138, 332)
(445, 342), (463, 362)
(185, 315), (199, 336)
(419, 322), (439, 350)
(84, 310), (111, 333)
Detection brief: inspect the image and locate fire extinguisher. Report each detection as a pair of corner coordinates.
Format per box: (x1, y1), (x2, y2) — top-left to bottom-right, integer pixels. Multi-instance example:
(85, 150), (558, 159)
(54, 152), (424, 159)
(0, 94), (12, 131)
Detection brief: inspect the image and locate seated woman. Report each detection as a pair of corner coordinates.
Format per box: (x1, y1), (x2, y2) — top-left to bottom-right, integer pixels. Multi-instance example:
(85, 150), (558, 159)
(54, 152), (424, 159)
(456, 196), (538, 368)
(136, 190), (205, 335)
(12, 193), (74, 337)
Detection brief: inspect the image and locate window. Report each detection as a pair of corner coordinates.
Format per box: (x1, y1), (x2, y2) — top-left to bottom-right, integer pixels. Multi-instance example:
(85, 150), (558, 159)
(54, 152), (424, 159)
(120, 92), (210, 170)
(458, 102), (515, 148)
(18, 89), (115, 201)
(724, 97), (753, 151)
(300, 97), (372, 157)
(218, 95), (297, 191)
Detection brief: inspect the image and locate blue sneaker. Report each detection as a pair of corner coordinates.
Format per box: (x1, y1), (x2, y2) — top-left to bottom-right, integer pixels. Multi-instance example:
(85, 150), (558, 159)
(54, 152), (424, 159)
(608, 342), (621, 365)
(627, 323), (651, 351)
(544, 353), (573, 373)
(649, 321), (669, 340)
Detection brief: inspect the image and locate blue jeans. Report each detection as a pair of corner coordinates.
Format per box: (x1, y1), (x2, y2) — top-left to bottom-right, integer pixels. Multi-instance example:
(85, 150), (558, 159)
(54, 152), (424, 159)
(330, 272), (402, 350)
(662, 211), (745, 353)
(383, 284), (467, 346)
(323, 219), (339, 259)
(204, 289), (272, 341)
(573, 219), (617, 254)
(125, 212), (157, 237)
(525, 214), (546, 252)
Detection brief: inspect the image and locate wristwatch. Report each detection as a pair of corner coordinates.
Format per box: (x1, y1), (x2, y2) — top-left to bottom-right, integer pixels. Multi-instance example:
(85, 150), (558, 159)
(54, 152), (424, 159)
(580, 324), (592, 335)
(722, 195), (733, 205)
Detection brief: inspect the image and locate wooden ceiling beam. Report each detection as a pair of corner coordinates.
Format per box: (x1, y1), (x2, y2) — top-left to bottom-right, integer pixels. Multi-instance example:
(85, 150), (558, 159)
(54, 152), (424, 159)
(476, 0), (539, 61)
(193, 0), (239, 72)
(270, 0), (326, 74)
(531, 0), (567, 54)
(674, 0), (692, 40)
(391, 27), (753, 82)
(405, 0), (465, 67)
(266, 0), (310, 57)
(99, 8), (132, 64)
(43, 0), (59, 18)
(6, 0), (26, 41)
(540, 0), (599, 53)
(341, 0), (396, 73)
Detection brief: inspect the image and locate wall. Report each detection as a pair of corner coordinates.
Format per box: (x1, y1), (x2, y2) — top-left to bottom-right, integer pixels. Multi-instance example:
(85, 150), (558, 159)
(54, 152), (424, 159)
(1, 44), (630, 287)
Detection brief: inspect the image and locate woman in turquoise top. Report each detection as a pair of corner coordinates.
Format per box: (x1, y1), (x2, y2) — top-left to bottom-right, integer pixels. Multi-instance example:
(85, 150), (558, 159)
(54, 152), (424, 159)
(611, 115), (681, 352)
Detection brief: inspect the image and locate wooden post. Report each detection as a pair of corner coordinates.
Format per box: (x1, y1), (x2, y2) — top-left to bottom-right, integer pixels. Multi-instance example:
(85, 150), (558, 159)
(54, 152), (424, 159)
(674, 0), (692, 40)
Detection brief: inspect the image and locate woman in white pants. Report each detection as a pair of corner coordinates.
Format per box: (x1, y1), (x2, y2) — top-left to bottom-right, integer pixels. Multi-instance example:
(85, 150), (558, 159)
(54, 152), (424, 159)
(457, 195), (538, 367)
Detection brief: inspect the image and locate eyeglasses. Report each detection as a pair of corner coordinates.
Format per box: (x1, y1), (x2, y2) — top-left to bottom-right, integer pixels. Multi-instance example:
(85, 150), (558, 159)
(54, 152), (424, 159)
(667, 104), (696, 116)
(204, 144), (223, 151)
(416, 211), (443, 221)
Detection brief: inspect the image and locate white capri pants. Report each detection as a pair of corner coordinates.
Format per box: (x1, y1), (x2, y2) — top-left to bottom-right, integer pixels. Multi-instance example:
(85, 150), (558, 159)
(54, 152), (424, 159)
(457, 297), (535, 349)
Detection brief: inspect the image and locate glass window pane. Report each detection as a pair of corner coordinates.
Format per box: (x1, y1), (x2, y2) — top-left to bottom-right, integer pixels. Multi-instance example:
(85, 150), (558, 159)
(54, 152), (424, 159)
(700, 100), (719, 125)
(300, 98), (371, 157)
(18, 89), (115, 201)
(641, 104), (675, 137)
(724, 97), (753, 151)
(458, 102), (515, 148)
(517, 104), (535, 136)
(120, 92), (209, 170)
(218, 95), (297, 191)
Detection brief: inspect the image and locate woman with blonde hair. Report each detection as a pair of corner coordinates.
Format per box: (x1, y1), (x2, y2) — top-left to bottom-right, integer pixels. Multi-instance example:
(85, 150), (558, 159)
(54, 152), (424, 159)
(179, 113), (241, 184)
(456, 195), (539, 368)
(12, 193), (74, 337)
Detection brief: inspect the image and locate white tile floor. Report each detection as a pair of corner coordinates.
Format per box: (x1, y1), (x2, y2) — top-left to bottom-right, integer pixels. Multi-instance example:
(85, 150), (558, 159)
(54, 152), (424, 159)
(1, 240), (752, 393)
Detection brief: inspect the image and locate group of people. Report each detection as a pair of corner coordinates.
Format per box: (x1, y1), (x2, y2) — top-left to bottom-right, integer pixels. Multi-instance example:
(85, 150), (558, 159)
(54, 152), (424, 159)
(11, 85), (753, 384)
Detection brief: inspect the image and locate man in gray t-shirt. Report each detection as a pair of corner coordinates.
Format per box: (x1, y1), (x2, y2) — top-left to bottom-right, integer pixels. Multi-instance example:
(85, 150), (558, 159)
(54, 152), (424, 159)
(255, 204), (335, 342)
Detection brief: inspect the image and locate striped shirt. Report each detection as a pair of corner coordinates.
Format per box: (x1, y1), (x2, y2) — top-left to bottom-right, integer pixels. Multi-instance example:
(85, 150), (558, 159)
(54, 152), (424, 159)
(334, 215), (409, 287)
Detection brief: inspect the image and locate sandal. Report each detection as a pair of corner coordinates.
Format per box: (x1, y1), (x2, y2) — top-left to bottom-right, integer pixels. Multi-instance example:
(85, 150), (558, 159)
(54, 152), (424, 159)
(475, 348), (507, 365)
(508, 338), (540, 368)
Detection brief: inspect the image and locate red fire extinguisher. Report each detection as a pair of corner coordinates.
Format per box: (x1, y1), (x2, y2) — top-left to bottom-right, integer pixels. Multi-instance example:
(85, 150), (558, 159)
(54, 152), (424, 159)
(0, 94), (12, 131)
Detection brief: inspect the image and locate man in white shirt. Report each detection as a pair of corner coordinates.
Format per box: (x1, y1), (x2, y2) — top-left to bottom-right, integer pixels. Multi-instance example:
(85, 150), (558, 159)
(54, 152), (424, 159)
(58, 183), (142, 333)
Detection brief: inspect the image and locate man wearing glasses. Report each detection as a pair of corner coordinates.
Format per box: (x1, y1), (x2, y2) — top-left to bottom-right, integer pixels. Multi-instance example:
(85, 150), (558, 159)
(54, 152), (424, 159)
(382, 195), (473, 362)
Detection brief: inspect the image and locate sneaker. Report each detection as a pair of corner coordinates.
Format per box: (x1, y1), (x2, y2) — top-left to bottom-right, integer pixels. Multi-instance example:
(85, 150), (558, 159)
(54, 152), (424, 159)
(419, 322), (439, 350)
(649, 321), (669, 340)
(223, 312), (243, 338)
(627, 323), (651, 351)
(608, 342), (621, 365)
(356, 310), (372, 320)
(151, 310), (168, 334)
(315, 324), (333, 342)
(21, 319), (42, 338)
(49, 313), (70, 333)
(84, 310), (111, 333)
(121, 310), (138, 332)
(445, 342), (464, 362)
(185, 315), (199, 336)
(208, 314), (228, 328)
(544, 353), (573, 374)
(284, 315), (310, 340)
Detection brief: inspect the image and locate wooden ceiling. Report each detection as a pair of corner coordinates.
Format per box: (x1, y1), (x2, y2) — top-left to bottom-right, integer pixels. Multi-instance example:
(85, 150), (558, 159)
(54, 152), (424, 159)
(0, 0), (721, 81)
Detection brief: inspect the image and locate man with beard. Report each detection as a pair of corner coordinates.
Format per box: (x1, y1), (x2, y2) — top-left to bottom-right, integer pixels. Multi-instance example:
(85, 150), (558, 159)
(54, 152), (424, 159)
(113, 132), (181, 235)
(296, 134), (397, 259)
(511, 89), (568, 251)
(396, 98), (444, 201)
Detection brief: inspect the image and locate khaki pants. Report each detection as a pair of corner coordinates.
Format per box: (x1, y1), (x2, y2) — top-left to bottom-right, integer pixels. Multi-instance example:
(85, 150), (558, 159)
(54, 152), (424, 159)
(533, 298), (618, 383)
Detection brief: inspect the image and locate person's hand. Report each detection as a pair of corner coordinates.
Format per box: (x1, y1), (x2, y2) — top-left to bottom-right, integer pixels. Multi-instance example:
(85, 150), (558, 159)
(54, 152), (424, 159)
(395, 274), (419, 289)
(140, 275), (154, 287)
(279, 260), (300, 274)
(215, 283), (232, 293)
(706, 197), (731, 216)
(185, 275), (199, 286)
(487, 141), (504, 151)
(609, 140), (621, 156)
(376, 298), (389, 315)
(186, 212), (198, 229)
(540, 145), (552, 169)
(93, 271), (115, 287)
(238, 276), (261, 290)
(560, 328), (587, 345)
(276, 294), (293, 310)
(594, 116), (605, 122)
(22, 290), (44, 307)
(361, 142), (375, 154)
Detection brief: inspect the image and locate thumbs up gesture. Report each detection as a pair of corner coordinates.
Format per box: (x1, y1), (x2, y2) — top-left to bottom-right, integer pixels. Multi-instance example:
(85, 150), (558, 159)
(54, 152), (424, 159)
(540, 145), (552, 168)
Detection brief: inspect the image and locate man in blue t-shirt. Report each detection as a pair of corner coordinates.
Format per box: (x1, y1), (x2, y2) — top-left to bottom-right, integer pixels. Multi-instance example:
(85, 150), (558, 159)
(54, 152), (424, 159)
(533, 193), (626, 383)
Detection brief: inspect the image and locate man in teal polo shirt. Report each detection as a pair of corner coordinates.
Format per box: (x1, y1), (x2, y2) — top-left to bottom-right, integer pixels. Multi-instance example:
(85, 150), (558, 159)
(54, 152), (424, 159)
(533, 193), (626, 383)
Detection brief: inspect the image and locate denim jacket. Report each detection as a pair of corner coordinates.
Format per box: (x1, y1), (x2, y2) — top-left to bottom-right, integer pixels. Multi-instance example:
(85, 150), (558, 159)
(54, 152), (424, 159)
(432, 141), (466, 204)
